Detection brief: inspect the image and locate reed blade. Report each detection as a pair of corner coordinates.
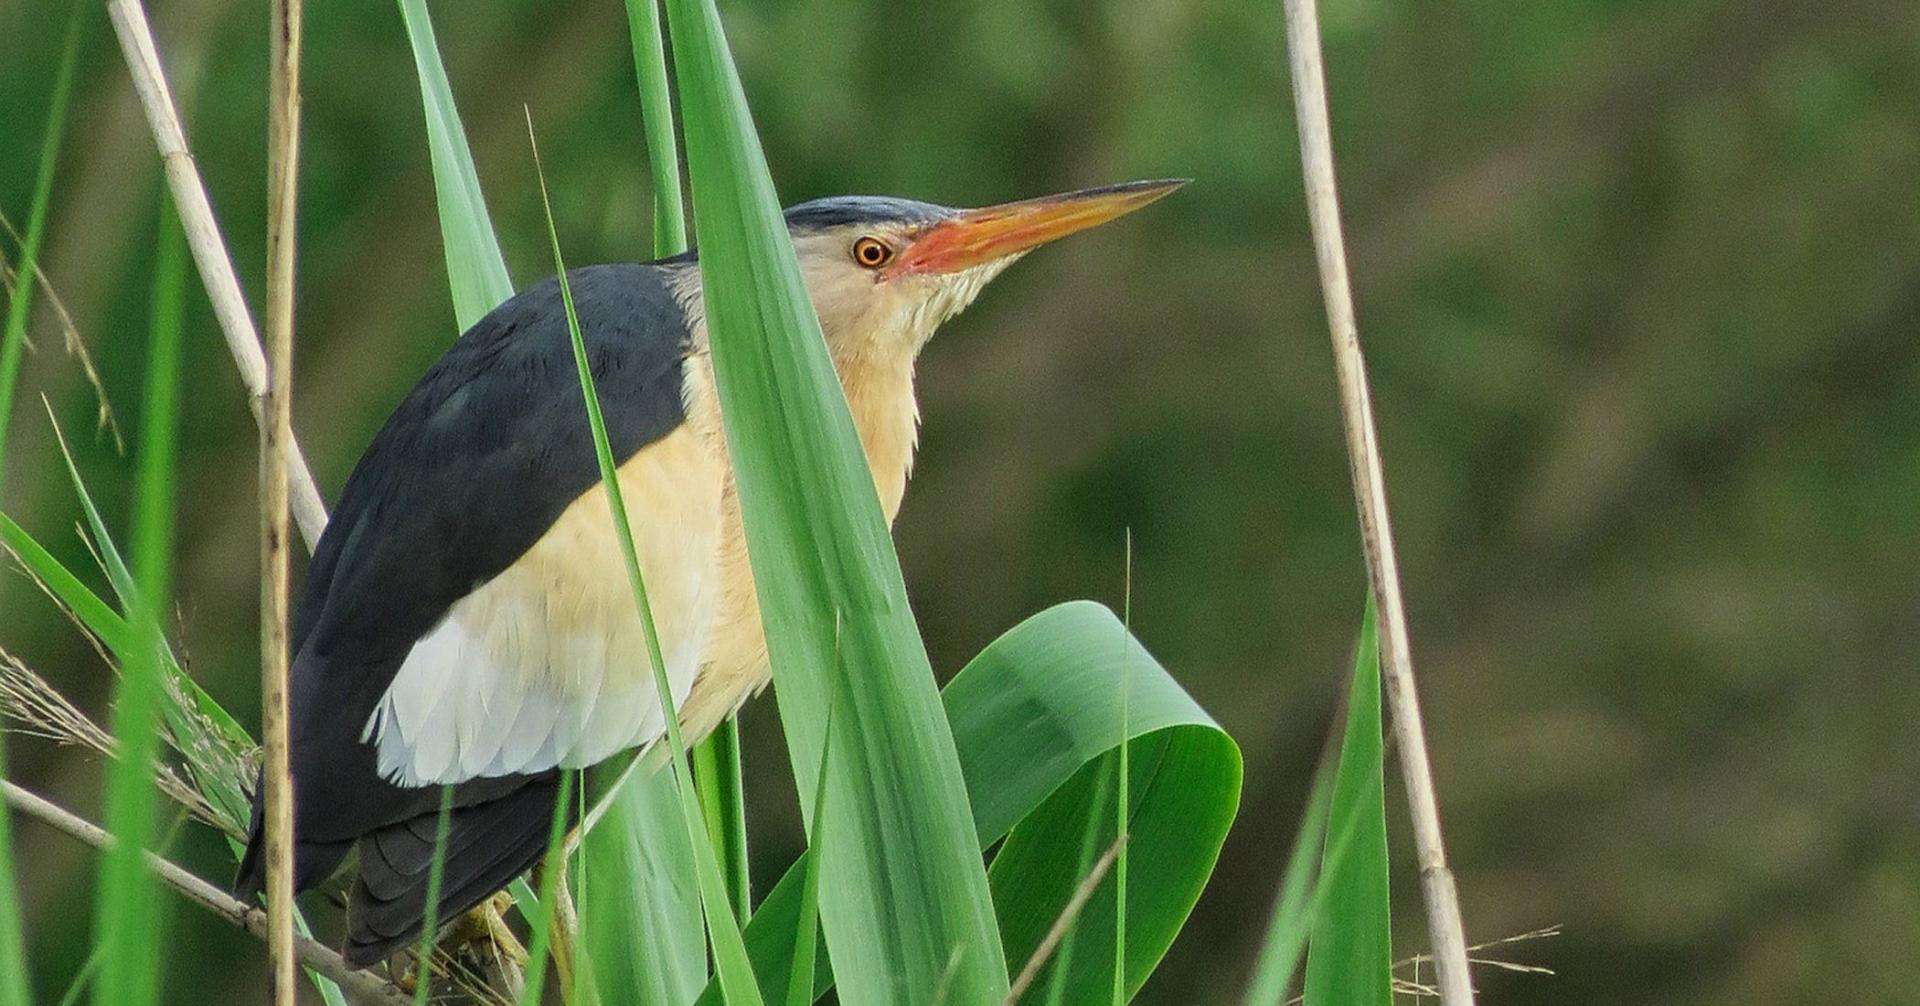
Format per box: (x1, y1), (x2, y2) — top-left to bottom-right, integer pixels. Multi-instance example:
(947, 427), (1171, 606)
(1301, 599), (1392, 1006)
(662, 1), (1009, 999)
(93, 199), (187, 1006)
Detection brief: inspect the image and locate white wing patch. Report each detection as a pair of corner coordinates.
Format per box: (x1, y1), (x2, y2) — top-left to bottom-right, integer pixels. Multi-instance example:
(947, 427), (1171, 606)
(366, 424), (724, 787)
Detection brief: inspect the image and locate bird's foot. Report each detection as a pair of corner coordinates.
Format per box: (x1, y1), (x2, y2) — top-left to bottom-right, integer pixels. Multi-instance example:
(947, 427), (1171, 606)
(385, 894), (528, 1003)
(452, 893), (528, 968)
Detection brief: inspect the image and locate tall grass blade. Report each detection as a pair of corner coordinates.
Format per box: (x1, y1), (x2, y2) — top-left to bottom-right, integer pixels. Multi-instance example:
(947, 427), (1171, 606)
(396, 0), (512, 328)
(529, 115), (763, 1006)
(695, 602), (1240, 1005)
(0, 671), (27, 1004)
(45, 408), (137, 605)
(1240, 750), (1336, 1006)
(662, 1), (1009, 999)
(393, 20), (712, 993)
(0, 517), (243, 834)
(0, 46), (69, 959)
(53, 814), (188, 1006)
(94, 203), (186, 1006)
(0, 514), (129, 653)
(578, 7), (733, 1000)
(625, 0), (688, 257)
(1111, 536), (1131, 1006)
(385, 15), (718, 990)
(518, 771), (577, 1006)
(410, 786), (454, 1006)
(394, 10), (734, 994)
(692, 722), (749, 918)
(1301, 598), (1391, 1006)
(783, 689), (836, 1006)
(625, 0), (751, 923)
(392, 15), (585, 977)
(53, 948), (102, 1006)
(0, 1), (83, 494)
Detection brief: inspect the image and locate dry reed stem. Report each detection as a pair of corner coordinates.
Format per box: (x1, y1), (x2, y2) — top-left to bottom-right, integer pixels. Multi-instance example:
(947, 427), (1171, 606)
(0, 648), (221, 829)
(103, 11), (535, 984)
(260, 0), (303, 1002)
(102, 0), (327, 548)
(0, 780), (405, 1005)
(1284, 926), (1562, 1004)
(1278, 0), (1475, 1002)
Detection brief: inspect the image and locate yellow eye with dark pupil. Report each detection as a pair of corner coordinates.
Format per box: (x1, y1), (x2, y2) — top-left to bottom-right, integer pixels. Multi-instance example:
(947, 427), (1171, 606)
(853, 237), (891, 268)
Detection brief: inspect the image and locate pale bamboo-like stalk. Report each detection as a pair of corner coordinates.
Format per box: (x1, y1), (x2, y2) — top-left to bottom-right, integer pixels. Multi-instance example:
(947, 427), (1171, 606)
(1278, 1), (1476, 1002)
(104, 4), (525, 976)
(260, 0), (303, 1003)
(103, 0), (327, 548)
(95, 5), (545, 994)
(0, 780), (404, 1006)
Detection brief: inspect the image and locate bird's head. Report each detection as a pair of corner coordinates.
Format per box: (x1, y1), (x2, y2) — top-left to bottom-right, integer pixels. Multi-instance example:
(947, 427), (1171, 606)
(779, 179), (1186, 363)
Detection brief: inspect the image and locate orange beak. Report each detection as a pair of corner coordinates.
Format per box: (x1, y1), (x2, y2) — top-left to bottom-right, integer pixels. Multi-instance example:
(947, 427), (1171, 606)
(883, 179), (1187, 279)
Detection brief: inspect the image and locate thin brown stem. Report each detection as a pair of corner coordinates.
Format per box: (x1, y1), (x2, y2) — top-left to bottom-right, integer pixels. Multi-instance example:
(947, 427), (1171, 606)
(1278, 1), (1475, 1002)
(1, 780), (404, 1005)
(1002, 834), (1128, 1004)
(260, 0), (303, 1002)
(102, 0), (328, 548)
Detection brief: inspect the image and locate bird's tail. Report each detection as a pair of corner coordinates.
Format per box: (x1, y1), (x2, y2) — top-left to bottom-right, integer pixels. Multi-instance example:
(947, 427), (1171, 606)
(234, 777), (355, 905)
(344, 771), (571, 967)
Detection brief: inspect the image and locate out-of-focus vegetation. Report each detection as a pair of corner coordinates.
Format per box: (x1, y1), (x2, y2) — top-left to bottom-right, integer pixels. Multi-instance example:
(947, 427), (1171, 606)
(2, 0), (1916, 1002)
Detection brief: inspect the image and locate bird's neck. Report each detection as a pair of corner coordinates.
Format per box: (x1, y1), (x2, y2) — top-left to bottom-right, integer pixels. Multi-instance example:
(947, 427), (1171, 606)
(832, 346), (921, 520)
(677, 290), (922, 521)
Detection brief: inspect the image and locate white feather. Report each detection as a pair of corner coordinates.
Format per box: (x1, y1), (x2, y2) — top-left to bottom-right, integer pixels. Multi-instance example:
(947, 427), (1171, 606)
(368, 421), (723, 786)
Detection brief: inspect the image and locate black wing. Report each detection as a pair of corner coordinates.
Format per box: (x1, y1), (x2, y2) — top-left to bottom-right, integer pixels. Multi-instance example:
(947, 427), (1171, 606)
(296, 263), (692, 662)
(262, 262), (693, 866)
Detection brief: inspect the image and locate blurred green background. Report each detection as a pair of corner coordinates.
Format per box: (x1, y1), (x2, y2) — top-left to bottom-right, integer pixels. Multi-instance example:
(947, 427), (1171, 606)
(3, 0), (1917, 1002)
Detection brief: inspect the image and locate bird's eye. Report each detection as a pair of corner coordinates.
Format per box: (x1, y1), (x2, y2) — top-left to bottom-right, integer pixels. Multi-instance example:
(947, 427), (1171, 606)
(852, 237), (893, 269)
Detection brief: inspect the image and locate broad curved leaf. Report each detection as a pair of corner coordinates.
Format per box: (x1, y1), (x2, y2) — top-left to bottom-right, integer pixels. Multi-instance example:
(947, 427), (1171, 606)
(697, 601), (1241, 1004)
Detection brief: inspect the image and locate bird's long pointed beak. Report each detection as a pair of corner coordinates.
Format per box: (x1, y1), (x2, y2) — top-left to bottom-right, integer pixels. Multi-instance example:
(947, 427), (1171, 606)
(884, 178), (1187, 279)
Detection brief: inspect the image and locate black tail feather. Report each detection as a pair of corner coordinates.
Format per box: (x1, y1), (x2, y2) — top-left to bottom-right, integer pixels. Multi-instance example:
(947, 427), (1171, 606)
(233, 796), (354, 905)
(343, 772), (570, 967)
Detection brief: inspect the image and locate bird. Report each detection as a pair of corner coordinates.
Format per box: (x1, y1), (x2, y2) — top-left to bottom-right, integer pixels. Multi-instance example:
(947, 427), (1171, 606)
(233, 178), (1184, 966)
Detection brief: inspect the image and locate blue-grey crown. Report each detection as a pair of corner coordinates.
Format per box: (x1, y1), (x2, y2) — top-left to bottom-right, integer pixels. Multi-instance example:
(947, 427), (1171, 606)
(783, 195), (953, 232)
